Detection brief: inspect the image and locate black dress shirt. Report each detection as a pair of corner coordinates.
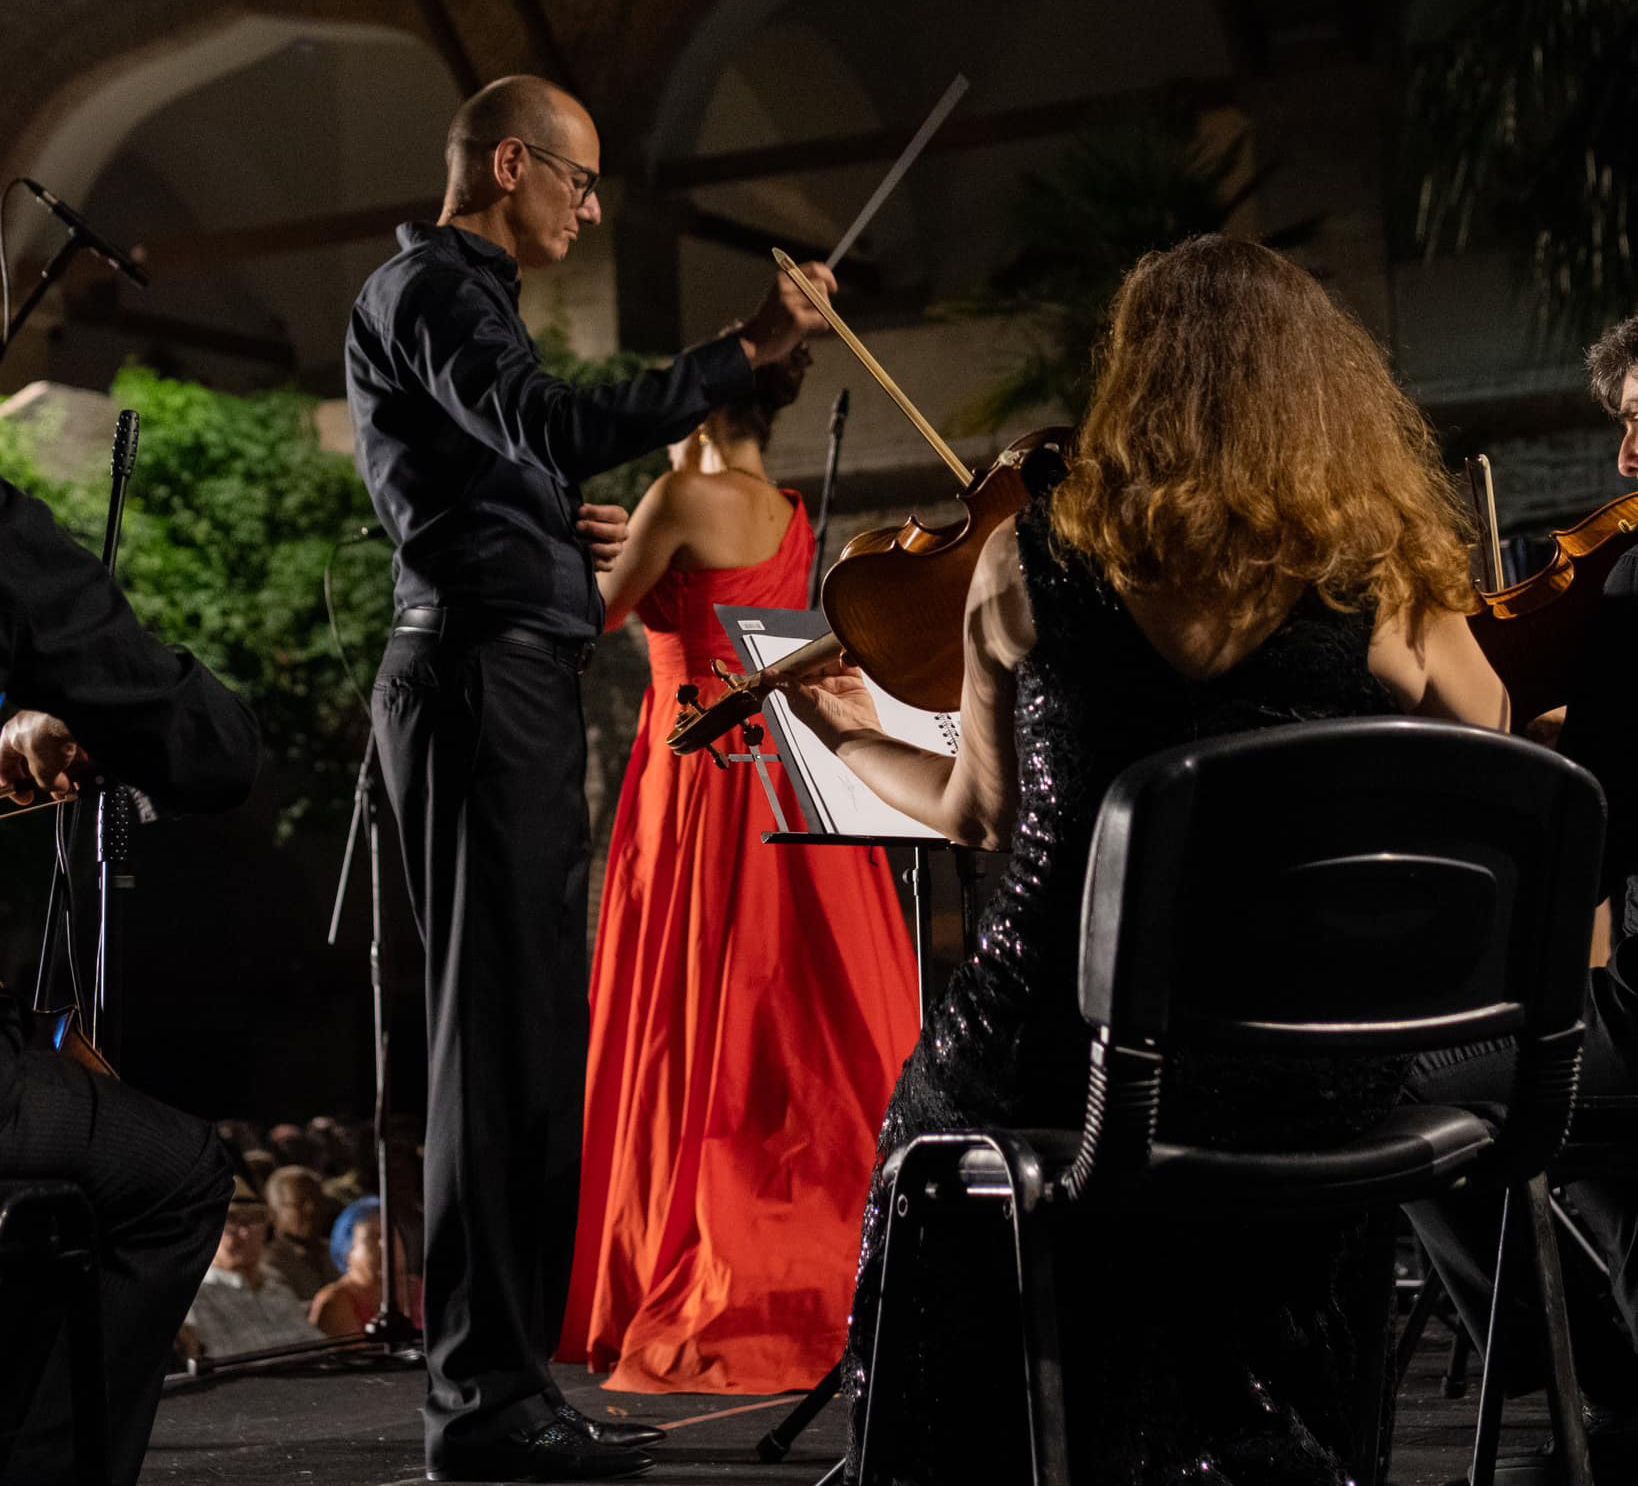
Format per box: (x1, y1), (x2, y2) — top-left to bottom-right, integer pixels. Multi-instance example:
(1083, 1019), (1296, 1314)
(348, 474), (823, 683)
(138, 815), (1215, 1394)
(0, 474), (262, 1086)
(344, 222), (756, 641)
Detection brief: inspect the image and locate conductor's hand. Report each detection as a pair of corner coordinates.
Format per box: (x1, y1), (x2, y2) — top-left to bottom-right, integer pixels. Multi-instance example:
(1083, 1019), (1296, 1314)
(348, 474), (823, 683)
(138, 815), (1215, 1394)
(739, 261), (837, 368)
(775, 657), (882, 754)
(576, 502), (629, 573)
(0, 711), (90, 804)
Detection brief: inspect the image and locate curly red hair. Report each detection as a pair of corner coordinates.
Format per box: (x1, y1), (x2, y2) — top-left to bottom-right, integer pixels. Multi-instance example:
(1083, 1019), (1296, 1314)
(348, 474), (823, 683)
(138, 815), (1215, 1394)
(1053, 236), (1474, 622)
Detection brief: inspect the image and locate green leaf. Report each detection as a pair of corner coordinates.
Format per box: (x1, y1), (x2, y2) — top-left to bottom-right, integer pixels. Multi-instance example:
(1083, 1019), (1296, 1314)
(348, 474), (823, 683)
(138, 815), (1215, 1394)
(2, 370), (388, 836)
(945, 112), (1320, 434)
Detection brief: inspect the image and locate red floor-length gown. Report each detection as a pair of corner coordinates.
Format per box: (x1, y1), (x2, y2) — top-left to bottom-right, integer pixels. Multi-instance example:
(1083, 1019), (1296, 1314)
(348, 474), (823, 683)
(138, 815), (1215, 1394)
(559, 490), (921, 1394)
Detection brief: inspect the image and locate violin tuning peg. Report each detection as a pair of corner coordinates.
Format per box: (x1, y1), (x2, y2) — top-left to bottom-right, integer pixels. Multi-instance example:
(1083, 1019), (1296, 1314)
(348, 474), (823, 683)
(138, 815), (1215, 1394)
(743, 723), (764, 748)
(707, 743), (729, 771)
(676, 684), (700, 707)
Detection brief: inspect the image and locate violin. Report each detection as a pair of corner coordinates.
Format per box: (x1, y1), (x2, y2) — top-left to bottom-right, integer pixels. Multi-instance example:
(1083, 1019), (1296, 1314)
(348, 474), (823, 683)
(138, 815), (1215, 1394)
(1463, 455), (1638, 728)
(666, 252), (1069, 756)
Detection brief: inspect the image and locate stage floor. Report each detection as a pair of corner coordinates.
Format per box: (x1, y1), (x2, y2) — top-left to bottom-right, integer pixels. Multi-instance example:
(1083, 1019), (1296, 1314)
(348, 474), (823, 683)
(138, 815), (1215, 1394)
(137, 1325), (1546, 1486)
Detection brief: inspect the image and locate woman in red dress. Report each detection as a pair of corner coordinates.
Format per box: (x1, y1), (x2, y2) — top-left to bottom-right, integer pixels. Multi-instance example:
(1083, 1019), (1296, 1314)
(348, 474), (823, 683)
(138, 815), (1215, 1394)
(558, 348), (921, 1394)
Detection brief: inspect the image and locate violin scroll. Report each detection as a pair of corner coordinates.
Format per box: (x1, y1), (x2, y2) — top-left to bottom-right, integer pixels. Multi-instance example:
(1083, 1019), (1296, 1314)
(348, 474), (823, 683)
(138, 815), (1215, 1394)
(673, 685), (730, 769)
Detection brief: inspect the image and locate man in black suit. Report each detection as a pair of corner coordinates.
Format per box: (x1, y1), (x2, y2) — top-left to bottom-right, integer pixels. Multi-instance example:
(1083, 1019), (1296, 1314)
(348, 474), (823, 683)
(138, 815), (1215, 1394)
(0, 471), (260, 1486)
(346, 73), (835, 1483)
(1408, 316), (1638, 1484)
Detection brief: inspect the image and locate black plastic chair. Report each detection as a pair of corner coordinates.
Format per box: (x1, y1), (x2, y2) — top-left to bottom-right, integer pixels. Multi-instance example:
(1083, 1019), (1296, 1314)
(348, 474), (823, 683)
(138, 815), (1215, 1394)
(0, 1181), (110, 1486)
(1400, 1092), (1638, 1477)
(855, 718), (1604, 1486)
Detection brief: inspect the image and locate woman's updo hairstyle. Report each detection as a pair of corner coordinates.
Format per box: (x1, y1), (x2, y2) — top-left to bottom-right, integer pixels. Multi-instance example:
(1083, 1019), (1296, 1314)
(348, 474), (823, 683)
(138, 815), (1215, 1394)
(717, 339), (812, 449)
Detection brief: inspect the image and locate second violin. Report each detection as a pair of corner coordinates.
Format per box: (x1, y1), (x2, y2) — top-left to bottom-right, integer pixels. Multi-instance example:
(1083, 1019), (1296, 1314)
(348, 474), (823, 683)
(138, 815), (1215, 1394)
(1464, 455), (1638, 727)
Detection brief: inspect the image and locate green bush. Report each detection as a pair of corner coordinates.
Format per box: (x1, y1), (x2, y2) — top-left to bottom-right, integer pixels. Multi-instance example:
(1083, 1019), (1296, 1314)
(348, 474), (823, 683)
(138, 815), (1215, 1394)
(1, 370), (387, 834)
(1, 331), (669, 835)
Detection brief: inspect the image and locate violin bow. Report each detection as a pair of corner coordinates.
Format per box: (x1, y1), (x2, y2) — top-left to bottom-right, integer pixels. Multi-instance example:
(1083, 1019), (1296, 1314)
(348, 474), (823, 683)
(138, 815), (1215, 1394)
(0, 796), (72, 824)
(1465, 454), (1506, 591)
(774, 248), (973, 487)
(825, 74), (968, 271)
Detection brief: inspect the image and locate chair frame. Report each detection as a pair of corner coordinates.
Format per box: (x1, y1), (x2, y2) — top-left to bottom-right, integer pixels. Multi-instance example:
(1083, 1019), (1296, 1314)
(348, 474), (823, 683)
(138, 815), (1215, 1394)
(854, 718), (1606, 1486)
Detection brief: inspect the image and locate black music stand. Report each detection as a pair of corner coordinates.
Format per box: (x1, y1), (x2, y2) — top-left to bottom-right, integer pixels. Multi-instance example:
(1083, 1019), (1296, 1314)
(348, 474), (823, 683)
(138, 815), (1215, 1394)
(686, 606), (990, 1467)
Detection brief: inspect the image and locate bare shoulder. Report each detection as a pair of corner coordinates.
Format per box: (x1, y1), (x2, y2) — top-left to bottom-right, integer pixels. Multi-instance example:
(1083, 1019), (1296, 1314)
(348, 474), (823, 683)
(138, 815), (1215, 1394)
(969, 518), (1036, 669)
(631, 468), (719, 534)
(636, 468), (710, 512)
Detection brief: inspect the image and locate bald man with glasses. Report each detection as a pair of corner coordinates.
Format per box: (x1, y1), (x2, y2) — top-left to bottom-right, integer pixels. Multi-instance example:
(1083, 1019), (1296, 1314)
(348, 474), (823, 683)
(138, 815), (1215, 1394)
(345, 75), (836, 1483)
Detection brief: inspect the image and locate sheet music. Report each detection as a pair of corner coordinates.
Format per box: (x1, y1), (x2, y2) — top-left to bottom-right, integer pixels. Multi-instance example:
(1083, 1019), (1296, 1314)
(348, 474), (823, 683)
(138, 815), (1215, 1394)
(737, 628), (958, 840)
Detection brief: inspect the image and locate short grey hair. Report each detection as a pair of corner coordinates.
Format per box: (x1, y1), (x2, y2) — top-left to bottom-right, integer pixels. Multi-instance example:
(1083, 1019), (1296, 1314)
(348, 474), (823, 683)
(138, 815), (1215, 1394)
(1587, 315), (1638, 414)
(264, 1164), (322, 1205)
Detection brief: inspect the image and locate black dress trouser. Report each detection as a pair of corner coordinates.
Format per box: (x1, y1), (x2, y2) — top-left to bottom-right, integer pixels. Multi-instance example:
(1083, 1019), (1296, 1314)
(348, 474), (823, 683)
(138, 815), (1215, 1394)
(1405, 961), (1638, 1399)
(1406, 550), (1638, 1399)
(0, 1051), (232, 1486)
(372, 628), (591, 1460)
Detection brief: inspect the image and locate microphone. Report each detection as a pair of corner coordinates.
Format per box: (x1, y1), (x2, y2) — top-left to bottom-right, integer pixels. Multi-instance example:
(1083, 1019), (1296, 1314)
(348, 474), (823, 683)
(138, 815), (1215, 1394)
(22, 180), (150, 288)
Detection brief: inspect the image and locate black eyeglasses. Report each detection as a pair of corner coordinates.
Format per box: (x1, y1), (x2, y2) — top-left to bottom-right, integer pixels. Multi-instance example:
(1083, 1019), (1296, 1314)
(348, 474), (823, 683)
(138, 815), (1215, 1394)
(517, 140), (599, 206)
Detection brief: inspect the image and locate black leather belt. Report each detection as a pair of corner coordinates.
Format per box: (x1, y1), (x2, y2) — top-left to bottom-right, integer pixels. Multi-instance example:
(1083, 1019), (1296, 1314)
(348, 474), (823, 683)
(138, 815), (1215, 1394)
(393, 606), (596, 672)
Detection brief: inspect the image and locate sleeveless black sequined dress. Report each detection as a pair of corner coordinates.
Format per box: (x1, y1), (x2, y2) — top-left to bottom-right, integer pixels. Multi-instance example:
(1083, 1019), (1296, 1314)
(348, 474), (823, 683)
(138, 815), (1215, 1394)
(844, 497), (1408, 1485)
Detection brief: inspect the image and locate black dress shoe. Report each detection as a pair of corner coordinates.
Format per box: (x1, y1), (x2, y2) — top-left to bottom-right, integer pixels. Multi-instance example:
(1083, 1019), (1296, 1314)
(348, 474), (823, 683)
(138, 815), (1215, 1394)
(556, 1401), (668, 1449)
(427, 1417), (653, 1481)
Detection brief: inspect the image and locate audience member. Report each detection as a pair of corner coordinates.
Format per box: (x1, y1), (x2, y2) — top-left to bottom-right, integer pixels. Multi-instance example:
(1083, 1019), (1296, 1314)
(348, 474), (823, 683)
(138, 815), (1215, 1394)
(240, 1148), (276, 1193)
(266, 1122), (319, 1172)
(305, 1116), (343, 1178)
(215, 1119), (263, 1155)
(310, 1198), (384, 1338)
(260, 1166), (338, 1302)
(322, 1124), (375, 1208)
(180, 1178), (319, 1359)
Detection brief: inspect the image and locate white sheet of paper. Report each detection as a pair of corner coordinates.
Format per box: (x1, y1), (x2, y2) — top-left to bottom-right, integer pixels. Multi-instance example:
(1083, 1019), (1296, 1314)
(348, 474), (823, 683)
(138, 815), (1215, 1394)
(741, 632), (960, 839)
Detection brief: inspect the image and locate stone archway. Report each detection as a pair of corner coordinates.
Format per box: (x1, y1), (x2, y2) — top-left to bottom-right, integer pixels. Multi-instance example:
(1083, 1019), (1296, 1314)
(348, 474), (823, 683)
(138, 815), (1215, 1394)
(4, 12), (433, 260)
(5, 14), (464, 393)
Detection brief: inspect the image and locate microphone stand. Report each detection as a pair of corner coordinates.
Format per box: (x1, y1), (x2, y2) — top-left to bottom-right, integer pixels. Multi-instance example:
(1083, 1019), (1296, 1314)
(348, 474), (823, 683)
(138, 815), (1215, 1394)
(808, 388), (850, 610)
(327, 727), (417, 1348)
(2, 233), (89, 362)
(4, 181), (149, 362)
(175, 728), (420, 1383)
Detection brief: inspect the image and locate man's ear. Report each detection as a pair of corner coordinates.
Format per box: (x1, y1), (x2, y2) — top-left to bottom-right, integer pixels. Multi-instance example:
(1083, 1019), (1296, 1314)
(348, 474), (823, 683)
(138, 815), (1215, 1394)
(492, 139), (526, 194)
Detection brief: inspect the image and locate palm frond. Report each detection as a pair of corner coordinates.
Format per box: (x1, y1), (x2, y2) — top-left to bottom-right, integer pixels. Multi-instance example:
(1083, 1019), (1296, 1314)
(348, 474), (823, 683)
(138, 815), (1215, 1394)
(1410, 0), (1637, 344)
(942, 112), (1318, 433)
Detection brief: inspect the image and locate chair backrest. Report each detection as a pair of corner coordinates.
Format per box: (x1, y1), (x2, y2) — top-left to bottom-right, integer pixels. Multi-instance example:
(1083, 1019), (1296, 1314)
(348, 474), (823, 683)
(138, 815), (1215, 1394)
(1078, 718), (1604, 1170)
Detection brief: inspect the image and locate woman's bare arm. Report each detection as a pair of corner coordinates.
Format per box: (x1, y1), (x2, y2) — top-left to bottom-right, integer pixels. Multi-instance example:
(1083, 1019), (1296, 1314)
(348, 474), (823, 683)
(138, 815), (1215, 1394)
(1369, 605), (1511, 731)
(595, 473), (691, 630)
(783, 519), (1035, 848)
